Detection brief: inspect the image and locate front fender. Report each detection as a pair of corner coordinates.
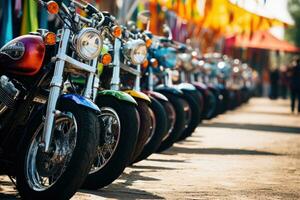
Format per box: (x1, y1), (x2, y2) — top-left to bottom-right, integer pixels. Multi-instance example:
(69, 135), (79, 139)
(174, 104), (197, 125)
(143, 90), (168, 102)
(60, 94), (100, 112)
(193, 82), (208, 90)
(124, 90), (151, 103)
(97, 90), (137, 105)
(176, 83), (197, 91)
(155, 85), (183, 97)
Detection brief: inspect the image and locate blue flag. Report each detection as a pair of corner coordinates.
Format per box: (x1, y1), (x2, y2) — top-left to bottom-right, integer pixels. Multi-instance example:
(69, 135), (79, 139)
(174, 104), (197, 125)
(0, 0), (13, 47)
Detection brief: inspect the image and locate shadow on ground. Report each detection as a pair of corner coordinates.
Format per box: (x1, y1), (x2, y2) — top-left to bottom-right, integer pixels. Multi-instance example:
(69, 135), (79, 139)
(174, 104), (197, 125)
(130, 165), (175, 170)
(167, 147), (280, 156)
(202, 122), (300, 134)
(80, 170), (164, 199)
(243, 110), (293, 116)
(146, 158), (185, 163)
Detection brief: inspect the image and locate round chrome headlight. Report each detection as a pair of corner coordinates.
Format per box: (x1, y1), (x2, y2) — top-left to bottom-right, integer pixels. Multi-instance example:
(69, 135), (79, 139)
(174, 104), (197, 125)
(123, 39), (147, 65)
(74, 28), (102, 60)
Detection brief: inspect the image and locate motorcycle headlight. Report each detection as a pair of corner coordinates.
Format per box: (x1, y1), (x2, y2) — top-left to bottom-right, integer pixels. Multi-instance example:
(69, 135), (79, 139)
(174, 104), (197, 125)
(74, 28), (102, 60)
(123, 39), (147, 65)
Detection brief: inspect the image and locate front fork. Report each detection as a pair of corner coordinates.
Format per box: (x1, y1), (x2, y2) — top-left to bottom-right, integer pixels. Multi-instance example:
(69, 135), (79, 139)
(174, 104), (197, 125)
(85, 58), (99, 101)
(110, 39), (122, 91)
(42, 28), (70, 152)
(164, 69), (173, 87)
(133, 64), (141, 92)
(148, 67), (154, 91)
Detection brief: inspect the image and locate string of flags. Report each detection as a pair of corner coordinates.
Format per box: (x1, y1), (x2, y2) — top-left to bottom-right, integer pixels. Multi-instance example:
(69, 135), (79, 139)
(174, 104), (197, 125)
(0, 0), (287, 50)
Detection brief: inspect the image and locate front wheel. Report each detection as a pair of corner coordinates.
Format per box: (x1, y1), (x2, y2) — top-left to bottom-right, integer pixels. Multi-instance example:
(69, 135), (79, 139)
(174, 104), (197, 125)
(178, 90), (202, 141)
(16, 99), (99, 200)
(135, 97), (168, 162)
(157, 94), (187, 152)
(129, 99), (152, 163)
(82, 96), (139, 189)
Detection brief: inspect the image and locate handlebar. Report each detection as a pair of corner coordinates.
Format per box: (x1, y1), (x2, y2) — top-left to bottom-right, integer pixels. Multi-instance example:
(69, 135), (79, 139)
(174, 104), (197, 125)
(71, 0), (105, 26)
(35, 0), (105, 28)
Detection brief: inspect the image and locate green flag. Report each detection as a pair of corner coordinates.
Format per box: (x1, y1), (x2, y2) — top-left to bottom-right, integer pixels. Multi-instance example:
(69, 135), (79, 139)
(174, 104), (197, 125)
(21, 0), (39, 35)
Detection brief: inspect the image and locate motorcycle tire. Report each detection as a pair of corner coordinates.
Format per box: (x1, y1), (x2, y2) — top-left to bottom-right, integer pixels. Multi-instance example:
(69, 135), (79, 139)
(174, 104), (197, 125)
(157, 94), (186, 152)
(129, 99), (152, 164)
(16, 99), (99, 200)
(178, 90), (202, 141)
(159, 100), (176, 141)
(82, 96), (139, 189)
(135, 97), (168, 162)
(203, 89), (217, 120)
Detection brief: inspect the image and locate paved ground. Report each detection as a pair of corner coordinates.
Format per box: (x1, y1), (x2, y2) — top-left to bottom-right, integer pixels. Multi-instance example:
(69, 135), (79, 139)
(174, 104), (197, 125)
(1, 98), (300, 199)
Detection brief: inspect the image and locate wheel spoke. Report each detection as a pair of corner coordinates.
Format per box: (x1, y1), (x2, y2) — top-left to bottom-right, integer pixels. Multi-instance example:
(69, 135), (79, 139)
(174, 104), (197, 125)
(89, 107), (121, 174)
(25, 112), (78, 191)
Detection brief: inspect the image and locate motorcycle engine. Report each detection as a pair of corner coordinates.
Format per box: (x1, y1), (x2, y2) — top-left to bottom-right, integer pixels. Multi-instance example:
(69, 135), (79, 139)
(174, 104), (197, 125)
(0, 75), (19, 115)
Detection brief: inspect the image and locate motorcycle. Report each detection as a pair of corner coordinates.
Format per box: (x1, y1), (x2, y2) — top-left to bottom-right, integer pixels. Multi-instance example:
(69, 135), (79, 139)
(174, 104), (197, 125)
(0, 0), (104, 199)
(189, 56), (218, 120)
(67, 11), (140, 189)
(171, 45), (204, 140)
(143, 33), (192, 151)
(103, 23), (154, 164)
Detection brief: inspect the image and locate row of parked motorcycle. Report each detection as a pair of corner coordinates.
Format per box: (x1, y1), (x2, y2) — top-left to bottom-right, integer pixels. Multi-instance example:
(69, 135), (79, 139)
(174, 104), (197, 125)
(0, 1), (254, 199)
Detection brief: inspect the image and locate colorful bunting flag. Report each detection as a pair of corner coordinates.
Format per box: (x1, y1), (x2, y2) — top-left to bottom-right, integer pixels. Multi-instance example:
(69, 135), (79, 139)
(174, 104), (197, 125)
(21, 0), (39, 35)
(0, 0), (13, 47)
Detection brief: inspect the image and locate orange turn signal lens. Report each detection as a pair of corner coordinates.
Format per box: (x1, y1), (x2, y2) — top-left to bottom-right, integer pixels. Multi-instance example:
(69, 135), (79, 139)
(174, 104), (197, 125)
(112, 26), (122, 38)
(101, 53), (112, 66)
(47, 1), (59, 15)
(150, 58), (158, 68)
(146, 39), (152, 48)
(142, 59), (149, 68)
(44, 32), (56, 45)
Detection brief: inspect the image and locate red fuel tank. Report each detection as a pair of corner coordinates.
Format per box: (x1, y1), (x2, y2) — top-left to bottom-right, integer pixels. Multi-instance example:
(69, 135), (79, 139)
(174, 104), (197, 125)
(0, 35), (46, 76)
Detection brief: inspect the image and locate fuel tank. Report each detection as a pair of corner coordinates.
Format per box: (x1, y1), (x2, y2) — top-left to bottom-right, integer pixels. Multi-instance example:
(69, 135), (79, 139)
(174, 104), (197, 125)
(0, 35), (46, 76)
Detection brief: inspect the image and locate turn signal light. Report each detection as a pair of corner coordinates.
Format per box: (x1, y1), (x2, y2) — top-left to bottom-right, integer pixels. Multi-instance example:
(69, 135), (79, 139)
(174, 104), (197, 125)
(47, 1), (59, 15)
(112, 26), (122, 38)
(150, 58), (158, 68)
(146, 39), (152, 48)
(101, 53), (112, 66)
(142, 59), (149, 68)
(44, 32), (56, 45)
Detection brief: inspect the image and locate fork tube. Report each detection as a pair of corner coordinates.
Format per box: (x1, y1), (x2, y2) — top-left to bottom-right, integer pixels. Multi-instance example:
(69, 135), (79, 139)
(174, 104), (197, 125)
(180, 71), (185, 83)
(84, 58), (98, 99)
(110, 39), (121, 91)
(148, 67), (154, 91)
(42, 28), (70, 152)
(134, 64), (141, 92)
(92, 75), (100, 102)
(166, 69), (173, 86)
(190, 73), (195, 83)
(92, 58), (100, 101)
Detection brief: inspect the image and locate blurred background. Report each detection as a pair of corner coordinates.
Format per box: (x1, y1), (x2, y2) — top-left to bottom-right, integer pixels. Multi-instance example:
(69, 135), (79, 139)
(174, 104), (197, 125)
(0, 0), (299, 98)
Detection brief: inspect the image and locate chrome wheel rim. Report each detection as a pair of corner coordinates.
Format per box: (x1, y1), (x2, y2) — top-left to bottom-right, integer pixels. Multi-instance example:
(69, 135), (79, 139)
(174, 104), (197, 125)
(144, 107), (156, 145)
(182, 100), (192, 128)
(25, 112), (78, 191)
(162, 102), (176, 141)
(90, 107), (121, 174)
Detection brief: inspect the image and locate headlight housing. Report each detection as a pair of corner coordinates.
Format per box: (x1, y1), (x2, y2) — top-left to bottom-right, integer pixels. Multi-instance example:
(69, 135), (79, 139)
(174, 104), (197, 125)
(123, 39), (147, 65)
(74, 28), (102, 60)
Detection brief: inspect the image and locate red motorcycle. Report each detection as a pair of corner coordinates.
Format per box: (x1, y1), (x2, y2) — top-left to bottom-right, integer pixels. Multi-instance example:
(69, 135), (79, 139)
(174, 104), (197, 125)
(0, 1), (105, 199)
